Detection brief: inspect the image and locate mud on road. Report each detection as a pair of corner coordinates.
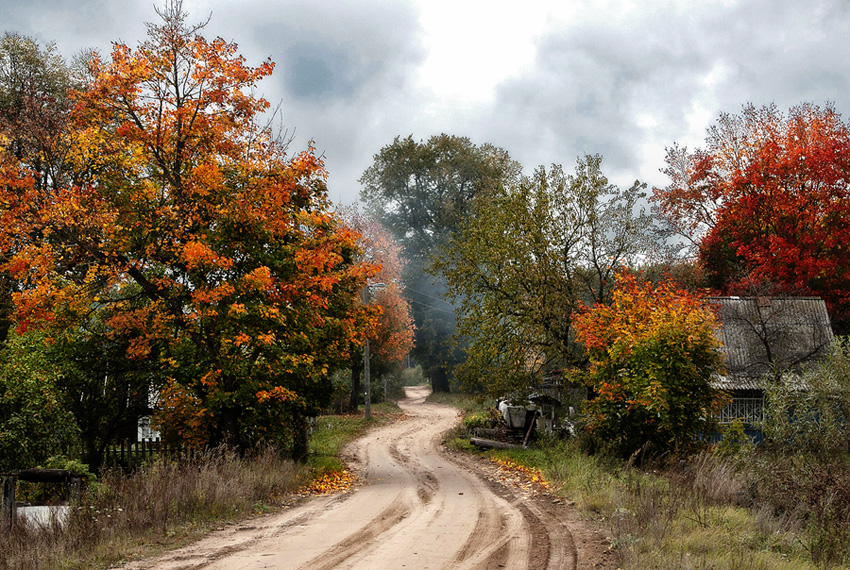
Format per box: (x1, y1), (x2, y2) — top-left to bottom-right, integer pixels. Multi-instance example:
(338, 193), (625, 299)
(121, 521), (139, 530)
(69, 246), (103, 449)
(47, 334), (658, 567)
(121, 386), (615, 570)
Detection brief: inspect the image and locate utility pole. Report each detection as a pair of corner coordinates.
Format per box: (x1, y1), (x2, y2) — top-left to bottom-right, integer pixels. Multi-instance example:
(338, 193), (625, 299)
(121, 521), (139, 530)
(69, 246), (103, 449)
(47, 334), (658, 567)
(363, 334), (372, 419)
(363, 282), (385, 420)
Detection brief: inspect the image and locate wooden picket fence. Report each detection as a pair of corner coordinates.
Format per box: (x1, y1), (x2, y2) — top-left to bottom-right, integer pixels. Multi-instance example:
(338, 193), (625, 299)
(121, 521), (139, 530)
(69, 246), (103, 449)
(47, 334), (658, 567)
(103, 439), (197, 472)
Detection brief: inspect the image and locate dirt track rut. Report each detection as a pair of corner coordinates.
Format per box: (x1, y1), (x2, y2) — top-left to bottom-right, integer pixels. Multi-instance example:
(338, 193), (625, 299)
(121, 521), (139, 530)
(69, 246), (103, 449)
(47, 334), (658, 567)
(122, 386), (605, 570)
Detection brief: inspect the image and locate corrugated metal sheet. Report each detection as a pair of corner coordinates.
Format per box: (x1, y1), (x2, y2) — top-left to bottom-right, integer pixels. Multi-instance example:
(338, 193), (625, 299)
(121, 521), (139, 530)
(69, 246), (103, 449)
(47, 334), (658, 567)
(708, 297), (833, 391)
(712, 375), (764, 391)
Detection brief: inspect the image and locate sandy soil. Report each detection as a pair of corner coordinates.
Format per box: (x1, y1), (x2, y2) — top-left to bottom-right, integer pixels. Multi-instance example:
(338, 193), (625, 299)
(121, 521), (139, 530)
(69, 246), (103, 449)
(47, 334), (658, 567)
(120, 386), (615, 569)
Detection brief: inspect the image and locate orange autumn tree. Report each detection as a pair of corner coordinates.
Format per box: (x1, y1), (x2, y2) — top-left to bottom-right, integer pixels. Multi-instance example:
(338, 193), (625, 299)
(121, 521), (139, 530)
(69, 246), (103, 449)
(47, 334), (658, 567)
(0, 2), (376, 457)
(338, 206), (414, 407)
(573, 271), (726, 458)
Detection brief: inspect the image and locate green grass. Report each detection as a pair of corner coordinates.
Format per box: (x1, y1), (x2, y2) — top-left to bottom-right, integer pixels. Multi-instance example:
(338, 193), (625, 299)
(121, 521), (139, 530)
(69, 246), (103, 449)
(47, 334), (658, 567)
(308, 401), (403, 475)
(425, 390), (489, 414)
(438, 393), (850, 570)
(499, 440), (838, 569)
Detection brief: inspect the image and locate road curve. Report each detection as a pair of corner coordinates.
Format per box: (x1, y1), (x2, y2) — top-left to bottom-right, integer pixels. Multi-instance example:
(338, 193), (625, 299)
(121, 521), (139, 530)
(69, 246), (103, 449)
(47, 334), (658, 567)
(123, 386), (579, 570)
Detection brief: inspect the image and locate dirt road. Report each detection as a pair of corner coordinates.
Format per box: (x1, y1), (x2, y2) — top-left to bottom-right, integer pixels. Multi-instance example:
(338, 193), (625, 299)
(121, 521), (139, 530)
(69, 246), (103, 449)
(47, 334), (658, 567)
(124, 386), (612, 569)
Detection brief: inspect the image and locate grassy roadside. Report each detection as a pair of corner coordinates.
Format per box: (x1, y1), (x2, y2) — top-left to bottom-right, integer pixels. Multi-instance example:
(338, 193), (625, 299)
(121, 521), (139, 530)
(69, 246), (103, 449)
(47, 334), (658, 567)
(306, 402), (404, 493)
(424, 390), (489, 415)
(435, 393), (848, 570)
(0, 401), (403, 570)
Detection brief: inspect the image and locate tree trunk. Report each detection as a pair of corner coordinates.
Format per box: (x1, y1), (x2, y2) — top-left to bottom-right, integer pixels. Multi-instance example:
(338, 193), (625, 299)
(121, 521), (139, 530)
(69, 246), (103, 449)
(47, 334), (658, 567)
(291, 414), (309, 463)
(430, 366), (451, 393)
(219, 406), (243, 453)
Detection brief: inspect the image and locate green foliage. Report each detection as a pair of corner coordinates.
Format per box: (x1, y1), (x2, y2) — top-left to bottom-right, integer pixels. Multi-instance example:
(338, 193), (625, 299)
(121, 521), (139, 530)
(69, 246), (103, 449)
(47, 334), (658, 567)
(360, 134), (520, 392)
(714, 420), (756, 458)
(437, 155), (657, 398)
(462, 410), (497, 431)
(375, 372), (405, 401)
(399, 364), (426, 386)
(760, 338), (850, 456)
(50, 321), (159, 471)
(43, 455), (96, 481)
(0, 331), (78, 473)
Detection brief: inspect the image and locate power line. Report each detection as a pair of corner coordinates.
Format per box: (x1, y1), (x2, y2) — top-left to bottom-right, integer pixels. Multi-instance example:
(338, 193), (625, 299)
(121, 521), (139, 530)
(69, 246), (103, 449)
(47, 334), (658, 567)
(405, 286), (452, 305)
(407, 297), (455, 315)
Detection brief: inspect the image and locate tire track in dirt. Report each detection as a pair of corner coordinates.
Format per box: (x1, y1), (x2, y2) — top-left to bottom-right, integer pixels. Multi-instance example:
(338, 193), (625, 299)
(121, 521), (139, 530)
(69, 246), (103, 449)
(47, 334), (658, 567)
(121, 386), (610, 570)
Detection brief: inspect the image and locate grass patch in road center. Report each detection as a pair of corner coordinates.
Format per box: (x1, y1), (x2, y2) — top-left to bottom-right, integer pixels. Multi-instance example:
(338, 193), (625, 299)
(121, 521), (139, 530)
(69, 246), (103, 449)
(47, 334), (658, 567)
(308, 401), (403, 476)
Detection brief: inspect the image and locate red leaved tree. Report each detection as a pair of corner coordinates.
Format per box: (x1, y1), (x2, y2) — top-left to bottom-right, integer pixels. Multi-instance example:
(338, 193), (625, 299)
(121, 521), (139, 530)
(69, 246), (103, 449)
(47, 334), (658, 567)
(338, 206), (415, 408)
(652, 103), (850, 331)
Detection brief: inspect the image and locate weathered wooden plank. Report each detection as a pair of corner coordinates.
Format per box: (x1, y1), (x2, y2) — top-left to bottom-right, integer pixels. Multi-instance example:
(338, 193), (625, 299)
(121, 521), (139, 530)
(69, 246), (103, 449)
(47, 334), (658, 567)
(470, 437), (519, 450)
(1, 475), (15, 531)
(17, 469), (71, 483)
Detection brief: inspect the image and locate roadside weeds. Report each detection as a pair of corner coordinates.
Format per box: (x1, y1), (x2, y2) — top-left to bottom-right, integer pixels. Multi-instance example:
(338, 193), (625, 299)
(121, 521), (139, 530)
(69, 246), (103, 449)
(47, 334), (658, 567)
(437, 394), (850, 570)
(0, 402), (403, 570)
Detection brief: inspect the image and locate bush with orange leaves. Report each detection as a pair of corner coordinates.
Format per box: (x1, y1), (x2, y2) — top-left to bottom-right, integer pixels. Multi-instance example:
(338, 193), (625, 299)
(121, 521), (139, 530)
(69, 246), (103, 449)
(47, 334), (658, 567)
(573, 271), (727, 459)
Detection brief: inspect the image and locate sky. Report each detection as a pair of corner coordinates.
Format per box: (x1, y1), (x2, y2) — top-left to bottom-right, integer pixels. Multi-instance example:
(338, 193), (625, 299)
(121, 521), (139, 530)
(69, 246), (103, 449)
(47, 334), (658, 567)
(3, 0), (850, 204)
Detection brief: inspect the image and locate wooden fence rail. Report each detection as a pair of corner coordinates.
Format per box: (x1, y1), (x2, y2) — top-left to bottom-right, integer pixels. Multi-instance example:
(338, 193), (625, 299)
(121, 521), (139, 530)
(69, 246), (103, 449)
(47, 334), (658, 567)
(103, 439), (196, 472)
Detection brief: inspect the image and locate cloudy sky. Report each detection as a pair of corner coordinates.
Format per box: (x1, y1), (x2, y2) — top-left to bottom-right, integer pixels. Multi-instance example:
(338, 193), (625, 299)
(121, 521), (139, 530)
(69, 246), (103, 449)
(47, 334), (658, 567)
(3, 0), (850, 203)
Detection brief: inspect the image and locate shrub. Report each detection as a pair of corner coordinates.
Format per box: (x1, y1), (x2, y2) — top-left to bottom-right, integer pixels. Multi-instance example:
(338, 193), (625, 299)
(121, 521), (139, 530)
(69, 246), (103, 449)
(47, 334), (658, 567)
(0, 332), (79, 473)
(714, 420), (757, 458)
(573, 271), (727, 458)
(761, 338), (850, 457)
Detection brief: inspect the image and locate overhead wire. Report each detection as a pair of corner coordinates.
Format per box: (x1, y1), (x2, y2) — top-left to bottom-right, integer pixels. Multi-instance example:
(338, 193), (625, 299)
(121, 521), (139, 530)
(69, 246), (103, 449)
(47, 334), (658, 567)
(404, 286), (453, 304)
(406, 297), (456, 315)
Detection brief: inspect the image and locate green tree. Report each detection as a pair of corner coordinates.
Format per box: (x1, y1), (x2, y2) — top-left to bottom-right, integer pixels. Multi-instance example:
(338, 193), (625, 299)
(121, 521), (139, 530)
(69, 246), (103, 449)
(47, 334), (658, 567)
(573, 271), (726, 458)
(51, 317), (160, 470)
(437, 155), (656, 397)
(360, 134), (519, 392)
(0, 331), (78, 472)
(761, 338), (850, 457)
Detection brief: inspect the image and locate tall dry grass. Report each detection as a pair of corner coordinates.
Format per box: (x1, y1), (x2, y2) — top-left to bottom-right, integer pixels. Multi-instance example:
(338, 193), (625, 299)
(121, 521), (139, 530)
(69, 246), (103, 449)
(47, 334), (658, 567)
(482, 434), (850, 569)
(0, 447), (305, 570)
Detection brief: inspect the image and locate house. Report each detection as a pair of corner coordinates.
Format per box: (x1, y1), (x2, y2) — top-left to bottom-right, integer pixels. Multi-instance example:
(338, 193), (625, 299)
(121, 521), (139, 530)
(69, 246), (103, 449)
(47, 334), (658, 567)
(710, 296), (834, 426)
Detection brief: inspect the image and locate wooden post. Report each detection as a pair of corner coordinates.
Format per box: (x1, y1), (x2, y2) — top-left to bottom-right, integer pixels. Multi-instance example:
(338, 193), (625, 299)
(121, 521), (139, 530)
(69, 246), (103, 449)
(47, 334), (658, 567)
(1, 475), (16, 531)
(69, 477), (82, 504)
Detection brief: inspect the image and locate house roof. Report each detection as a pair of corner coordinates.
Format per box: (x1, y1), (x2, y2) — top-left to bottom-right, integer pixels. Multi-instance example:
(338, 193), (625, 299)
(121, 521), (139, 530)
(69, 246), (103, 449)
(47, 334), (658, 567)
(709, 296), (833, 391)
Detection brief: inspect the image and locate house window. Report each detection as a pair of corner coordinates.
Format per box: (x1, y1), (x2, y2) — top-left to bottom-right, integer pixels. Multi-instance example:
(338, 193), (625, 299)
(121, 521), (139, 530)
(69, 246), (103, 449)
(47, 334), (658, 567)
(718, 397), (764, 425)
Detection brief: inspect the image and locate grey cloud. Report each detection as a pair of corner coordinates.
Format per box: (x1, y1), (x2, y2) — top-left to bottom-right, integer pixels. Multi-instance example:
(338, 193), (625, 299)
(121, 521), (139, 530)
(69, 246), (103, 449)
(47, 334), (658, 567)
(483, 0), (850, 189)
(284, 43), (355, 100)
(6, 0), (850, 204)
(1, 0), (149, 55)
